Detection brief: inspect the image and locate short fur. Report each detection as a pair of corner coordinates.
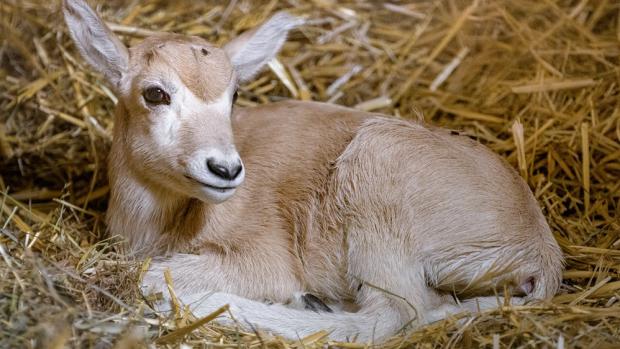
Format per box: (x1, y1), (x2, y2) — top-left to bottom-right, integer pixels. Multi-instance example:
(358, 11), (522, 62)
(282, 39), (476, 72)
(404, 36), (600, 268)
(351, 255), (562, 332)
(64, 0), (563, 342)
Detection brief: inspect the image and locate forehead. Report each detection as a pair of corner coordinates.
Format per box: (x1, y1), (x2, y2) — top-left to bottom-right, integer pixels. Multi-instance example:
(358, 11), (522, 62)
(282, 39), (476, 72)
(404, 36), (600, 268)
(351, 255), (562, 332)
(129, 34), (234, 101)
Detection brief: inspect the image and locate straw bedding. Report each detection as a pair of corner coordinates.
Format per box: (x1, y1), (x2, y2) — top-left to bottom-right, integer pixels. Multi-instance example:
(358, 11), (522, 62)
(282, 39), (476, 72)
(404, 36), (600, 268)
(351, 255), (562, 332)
(1, 0), (619, 347)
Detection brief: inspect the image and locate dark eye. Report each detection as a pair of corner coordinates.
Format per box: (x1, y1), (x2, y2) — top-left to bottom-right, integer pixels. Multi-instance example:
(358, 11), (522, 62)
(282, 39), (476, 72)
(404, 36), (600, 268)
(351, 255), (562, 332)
(143, 87), (170, 105)
(232, 90), (239, 104)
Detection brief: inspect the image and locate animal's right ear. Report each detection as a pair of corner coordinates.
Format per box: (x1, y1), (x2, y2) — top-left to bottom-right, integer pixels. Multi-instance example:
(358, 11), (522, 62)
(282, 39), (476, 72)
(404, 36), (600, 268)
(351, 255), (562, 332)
(63, 0), (129, 90)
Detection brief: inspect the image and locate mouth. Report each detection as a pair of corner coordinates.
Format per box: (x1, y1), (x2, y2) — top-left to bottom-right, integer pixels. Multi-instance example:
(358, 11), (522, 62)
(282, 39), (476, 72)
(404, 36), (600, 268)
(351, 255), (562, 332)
(184, 175), (237, 191)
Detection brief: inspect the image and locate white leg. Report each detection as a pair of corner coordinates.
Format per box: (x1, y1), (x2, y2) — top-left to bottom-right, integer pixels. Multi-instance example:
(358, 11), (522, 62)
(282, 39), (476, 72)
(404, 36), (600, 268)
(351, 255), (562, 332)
(142, 253), (403, 342)
(424, 296), (526, 324)
(150, 290), (402, 342)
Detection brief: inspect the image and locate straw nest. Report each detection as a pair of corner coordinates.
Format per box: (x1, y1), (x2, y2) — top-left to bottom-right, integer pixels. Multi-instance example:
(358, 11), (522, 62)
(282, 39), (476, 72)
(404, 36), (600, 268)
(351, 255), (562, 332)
(1, 0), (619, 348)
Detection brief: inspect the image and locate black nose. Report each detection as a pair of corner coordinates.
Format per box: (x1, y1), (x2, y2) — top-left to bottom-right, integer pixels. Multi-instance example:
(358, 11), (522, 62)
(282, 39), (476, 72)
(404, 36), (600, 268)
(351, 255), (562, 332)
(207, 158), (242, 181)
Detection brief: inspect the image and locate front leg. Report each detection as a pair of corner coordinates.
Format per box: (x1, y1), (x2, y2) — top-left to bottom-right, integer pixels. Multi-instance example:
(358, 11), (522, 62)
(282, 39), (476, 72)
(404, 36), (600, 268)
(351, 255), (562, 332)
(141, 251), (301, 304)
(141, 252), (403, 342)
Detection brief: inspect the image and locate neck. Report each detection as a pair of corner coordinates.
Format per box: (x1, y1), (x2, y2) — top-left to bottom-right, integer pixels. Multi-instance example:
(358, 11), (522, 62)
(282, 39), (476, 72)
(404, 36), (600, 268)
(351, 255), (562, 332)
(106, 105), (206, 256)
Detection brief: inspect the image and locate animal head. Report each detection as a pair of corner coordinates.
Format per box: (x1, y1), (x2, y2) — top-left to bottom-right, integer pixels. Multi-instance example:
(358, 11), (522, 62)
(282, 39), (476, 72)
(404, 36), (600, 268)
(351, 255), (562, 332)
(63, 0), (302, 203)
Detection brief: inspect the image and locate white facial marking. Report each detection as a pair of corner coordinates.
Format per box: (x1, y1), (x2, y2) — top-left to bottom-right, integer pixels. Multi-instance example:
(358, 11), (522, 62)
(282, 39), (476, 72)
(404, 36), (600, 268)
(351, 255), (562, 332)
(143, 73), (241, 204)
(151, 105), (181, 148)
(148, 79), (233, 149)
(185, 85), (245, 203)
(205, 87), (234, 118)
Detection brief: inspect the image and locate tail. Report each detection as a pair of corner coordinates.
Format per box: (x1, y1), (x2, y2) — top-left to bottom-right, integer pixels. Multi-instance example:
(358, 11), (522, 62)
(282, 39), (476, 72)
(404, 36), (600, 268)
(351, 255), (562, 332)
(529, 234), (564, 300)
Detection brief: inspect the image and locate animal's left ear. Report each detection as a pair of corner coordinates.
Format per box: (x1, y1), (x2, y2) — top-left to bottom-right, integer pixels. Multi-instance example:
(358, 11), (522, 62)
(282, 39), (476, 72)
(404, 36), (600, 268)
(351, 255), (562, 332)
(223, 12), (303, 83)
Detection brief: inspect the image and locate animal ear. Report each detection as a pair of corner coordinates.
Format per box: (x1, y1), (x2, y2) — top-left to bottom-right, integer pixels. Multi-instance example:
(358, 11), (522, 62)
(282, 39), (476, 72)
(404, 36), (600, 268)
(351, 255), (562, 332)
(223, 12), (303, 83)
(63, 0), (129, 90)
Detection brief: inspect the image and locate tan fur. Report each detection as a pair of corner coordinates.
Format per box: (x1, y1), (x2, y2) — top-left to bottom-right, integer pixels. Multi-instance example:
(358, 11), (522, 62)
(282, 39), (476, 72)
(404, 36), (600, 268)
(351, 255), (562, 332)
(64, 0), (563, 341)
(128, 34), (232, 102)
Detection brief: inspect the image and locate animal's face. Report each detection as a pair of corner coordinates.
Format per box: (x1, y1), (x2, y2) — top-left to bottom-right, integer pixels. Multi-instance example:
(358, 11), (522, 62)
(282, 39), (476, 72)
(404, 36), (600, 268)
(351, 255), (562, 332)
(120, 36), (242, 203)
(63, 0), (302, 203)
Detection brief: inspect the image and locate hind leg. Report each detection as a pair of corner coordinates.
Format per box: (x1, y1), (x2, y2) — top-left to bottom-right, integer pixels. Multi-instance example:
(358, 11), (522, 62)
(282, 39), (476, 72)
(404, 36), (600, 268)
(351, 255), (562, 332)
(419, 250), (531, 323)
(424, 295), (526, 324)
(350, 263), (513, 329)
(346, 227), (456, 331)
(347, 228), (526, 331)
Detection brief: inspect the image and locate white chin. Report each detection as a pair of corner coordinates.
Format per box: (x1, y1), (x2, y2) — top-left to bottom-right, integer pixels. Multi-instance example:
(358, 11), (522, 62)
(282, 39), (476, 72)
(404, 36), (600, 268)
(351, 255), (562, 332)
(194, 186), (237, 204)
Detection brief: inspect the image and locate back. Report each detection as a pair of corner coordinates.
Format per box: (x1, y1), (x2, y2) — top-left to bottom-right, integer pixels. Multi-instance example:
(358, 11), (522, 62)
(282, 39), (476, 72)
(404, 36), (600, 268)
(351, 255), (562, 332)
(334, 117), (563, 298)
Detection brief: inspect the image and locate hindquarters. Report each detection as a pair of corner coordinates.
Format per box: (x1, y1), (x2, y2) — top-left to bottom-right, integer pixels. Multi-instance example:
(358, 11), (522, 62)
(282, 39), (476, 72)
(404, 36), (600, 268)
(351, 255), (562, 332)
(334, 117), (563, 301)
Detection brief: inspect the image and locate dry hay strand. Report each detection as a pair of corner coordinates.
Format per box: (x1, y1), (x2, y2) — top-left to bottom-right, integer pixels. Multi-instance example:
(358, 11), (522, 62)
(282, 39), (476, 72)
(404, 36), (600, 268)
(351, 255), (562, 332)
(1, 0), (619, 348)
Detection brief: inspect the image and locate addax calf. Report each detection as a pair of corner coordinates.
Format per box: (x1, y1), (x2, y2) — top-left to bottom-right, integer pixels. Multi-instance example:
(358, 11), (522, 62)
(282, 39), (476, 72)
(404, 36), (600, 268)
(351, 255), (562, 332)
(64, 0), (563, 342)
